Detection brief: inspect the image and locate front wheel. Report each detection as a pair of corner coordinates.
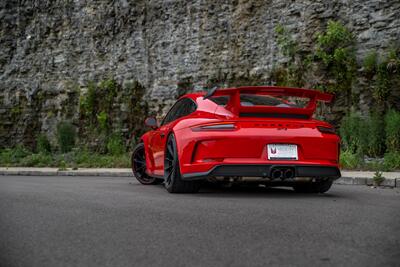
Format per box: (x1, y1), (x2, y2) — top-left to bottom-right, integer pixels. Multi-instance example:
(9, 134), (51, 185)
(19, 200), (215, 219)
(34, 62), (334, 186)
(293, 179), (333, 193)
(131, 143), (162, 185)
(164, 134), (201, 193)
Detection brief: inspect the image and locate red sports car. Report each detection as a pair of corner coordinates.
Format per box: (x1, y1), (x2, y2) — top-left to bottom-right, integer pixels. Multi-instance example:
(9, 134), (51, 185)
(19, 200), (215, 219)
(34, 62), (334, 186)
(131, 86), (341, 193)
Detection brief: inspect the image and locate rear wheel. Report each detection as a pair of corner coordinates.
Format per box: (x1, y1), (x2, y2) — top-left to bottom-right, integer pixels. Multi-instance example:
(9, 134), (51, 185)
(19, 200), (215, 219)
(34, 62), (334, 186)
(132, 143), (162, 185)
(164, 134), (201, 193)
(293, 179), (333, 193)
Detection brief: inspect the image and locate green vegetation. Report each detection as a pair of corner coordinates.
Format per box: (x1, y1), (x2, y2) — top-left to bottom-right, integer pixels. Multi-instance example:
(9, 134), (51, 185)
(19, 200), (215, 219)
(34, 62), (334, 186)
(106, 134), (125, 156)
(97, 111), (108, 132)
(338, 109), (400, 171)
(314, 20), (356, 93)
(274, 24), (309, 87)
(0, 147), (130, 168)
(363, 50), (378, 76)
(57, 121), (76, 153)
(385, 109), (400, 152)
(274, 20), (357, 94)
(36, 134), (52, 154)
(383, 152), (400, 171)
(0, 78), (149, 169)
(373, 171), (385, 186)
(340, 150), (361, 169)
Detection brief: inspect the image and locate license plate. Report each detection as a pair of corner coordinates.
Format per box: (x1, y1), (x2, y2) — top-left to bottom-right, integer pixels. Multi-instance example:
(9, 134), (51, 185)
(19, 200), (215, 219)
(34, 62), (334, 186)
(267, 144), (298, 160)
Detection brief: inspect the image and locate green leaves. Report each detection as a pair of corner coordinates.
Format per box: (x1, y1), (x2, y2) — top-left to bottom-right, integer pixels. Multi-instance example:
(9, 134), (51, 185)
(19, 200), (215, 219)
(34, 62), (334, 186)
(57, 121), (76, 153)
(385, 110), (400, 153)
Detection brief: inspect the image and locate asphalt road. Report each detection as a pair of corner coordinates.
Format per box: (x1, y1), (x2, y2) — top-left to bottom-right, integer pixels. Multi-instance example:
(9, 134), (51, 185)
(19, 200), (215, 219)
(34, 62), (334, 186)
(0, 176), (399, 267)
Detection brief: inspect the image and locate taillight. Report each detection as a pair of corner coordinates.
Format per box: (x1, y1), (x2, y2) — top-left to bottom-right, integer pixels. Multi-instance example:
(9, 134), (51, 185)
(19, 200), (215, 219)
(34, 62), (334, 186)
(191, 123), (237, 131)
(317, 126), (336, 134)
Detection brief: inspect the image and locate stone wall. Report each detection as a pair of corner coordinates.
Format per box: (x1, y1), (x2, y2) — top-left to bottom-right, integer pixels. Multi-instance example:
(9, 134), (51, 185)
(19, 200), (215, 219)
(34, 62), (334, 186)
(1, 0), (399, 148)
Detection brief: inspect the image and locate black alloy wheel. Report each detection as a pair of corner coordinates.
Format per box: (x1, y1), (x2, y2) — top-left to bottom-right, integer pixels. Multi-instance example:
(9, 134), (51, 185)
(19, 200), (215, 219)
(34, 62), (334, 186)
(164, 134), (200, 193)
(132, 143), (161, 185)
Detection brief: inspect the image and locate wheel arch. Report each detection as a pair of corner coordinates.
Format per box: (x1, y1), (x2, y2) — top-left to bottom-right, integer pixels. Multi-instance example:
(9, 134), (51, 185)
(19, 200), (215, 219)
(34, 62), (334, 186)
(165, 129), (186, 175)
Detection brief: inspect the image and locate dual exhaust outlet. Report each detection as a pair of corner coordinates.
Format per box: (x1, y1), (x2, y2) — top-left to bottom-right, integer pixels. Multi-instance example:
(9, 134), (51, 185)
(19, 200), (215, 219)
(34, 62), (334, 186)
(270, 167), (295, 180)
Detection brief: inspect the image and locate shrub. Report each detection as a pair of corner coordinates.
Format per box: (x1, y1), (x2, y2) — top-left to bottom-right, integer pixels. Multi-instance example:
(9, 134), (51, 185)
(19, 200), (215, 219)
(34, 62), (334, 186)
(340, 150), (361, 169)
(36, 134), (51, 154)
(363, 50), (378, 75)
(365, 113), (385, 157)
(339, 111), (386, 157)
(97, 111), (108, 132)
(385, 110), (400, 152)
(339, 111), (367, 154)
(106, 134), (125, 156)
(0, 145), (30, 166)
(383, 152), (400, 171)
(373, 171), (385, 186)
(20, 153), (53, 167)
(315, 20), (356, 93)
(57, 121), (76, 153)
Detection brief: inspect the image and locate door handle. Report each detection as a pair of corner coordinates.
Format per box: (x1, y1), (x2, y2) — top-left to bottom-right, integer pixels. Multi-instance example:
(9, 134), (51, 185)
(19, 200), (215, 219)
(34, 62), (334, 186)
(160, 133), (165, 138)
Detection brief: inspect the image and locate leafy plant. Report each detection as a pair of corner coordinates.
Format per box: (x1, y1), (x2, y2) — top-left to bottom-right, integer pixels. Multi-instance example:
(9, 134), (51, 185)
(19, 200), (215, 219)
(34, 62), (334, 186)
(0, 145), (30, 166)
(79, 81), (97, 118)
(363, 50), (378, 77)
(57, 121), (76, 153)
(339, 111), (368, 154)
(314, 20), (356, 93)
(97, 111), (108, 132)
(372, 170), (385, 186)
(274, 24), (308, 87)
(58, 160), (67, 171)
(36, 134), (51, 154)
(340, 150), (361, 169)
(365, 112), (385, 157)
(275, 24), (298, 59)
(385, 109), (400, 152)
(21, 153), (53, 167)
(383, 152), (400, 171)
(106, 134), (125, 156)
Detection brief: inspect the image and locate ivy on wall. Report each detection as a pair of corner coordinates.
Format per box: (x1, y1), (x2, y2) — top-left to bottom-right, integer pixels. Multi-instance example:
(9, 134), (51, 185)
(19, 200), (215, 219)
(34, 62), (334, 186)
(274, 20), (400, 113)
(78, 78), (149, 152)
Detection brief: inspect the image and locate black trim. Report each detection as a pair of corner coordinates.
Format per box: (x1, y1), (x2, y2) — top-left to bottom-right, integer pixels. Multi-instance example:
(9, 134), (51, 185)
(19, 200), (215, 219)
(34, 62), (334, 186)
(160, 98), (198, 126)
(239, 113), (309, 119)
(181, 164), (341, 181)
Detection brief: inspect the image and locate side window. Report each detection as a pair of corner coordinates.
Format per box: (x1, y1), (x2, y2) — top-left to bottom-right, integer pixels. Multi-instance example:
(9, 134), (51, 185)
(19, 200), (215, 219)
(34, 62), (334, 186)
(161, 98), (196, 125)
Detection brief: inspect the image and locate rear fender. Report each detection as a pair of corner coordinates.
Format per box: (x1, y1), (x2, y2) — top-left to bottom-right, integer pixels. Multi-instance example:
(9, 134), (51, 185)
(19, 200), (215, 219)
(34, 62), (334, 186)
(139, 132), (156, 174)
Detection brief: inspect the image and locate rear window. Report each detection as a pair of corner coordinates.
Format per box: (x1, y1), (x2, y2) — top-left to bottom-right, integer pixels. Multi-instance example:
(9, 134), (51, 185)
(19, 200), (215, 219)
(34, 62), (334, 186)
(210, 94), (309, 108)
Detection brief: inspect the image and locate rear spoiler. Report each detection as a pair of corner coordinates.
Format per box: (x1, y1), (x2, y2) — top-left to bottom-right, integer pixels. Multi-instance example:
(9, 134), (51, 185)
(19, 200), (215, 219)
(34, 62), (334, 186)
(207, 86), (334, 118)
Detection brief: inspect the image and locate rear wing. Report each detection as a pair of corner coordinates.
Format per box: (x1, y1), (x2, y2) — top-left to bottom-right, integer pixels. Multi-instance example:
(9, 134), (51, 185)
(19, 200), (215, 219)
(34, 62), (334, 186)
(208, 86), (334, 119)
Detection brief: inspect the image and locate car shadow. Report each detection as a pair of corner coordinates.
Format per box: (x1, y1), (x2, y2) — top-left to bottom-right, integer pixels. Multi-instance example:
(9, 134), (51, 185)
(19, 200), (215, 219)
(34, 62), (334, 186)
(196, 184), (339, 199)
(130, 181), (343, 199)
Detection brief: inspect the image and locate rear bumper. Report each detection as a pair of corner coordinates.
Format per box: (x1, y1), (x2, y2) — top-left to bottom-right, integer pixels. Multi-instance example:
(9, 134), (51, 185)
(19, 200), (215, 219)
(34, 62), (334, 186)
(181, 164), (341, 180)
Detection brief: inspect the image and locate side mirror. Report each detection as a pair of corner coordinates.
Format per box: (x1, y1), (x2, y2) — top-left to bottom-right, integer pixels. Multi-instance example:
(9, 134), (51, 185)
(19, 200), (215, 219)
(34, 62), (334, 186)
(145, 117), (158, 129)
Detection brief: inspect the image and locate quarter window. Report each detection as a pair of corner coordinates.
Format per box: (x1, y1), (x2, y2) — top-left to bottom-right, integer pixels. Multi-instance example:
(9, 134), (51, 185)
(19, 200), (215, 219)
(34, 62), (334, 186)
(161, 98), (196, 125)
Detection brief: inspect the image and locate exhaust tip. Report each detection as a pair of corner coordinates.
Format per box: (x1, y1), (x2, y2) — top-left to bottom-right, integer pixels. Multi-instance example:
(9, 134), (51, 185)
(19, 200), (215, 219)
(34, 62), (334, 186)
(271, 169), (283, 179)
(284, 169), (294, 179)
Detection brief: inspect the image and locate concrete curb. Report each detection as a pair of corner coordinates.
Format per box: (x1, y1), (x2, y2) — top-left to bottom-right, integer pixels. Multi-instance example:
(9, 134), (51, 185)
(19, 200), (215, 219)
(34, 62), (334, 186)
(0, 168), (399, 187)
(0, 168), (133, 177)
(334, 177), (398, 187)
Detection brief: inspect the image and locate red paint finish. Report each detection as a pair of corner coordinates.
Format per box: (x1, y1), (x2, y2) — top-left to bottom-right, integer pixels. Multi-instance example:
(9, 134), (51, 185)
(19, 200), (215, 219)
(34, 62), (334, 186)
(138, 86), (340, 178)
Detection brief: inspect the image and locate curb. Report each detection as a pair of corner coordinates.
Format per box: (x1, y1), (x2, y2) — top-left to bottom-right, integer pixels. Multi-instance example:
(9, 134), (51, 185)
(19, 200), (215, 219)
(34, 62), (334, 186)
(0, 168), (399, 187)
(0, 169), (133, 177)
(334, 177), (398, 187)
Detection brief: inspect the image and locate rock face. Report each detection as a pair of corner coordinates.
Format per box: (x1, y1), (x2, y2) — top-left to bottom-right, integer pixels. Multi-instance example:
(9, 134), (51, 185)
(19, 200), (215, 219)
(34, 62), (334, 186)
(1, 0), (399, 148)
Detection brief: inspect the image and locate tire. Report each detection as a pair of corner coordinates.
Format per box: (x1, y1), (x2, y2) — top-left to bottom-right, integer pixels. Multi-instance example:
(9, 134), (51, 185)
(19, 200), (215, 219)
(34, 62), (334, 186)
(164, 134), (201, 193)
(293, 179), (333, 193)
(131, 143), (162, 185)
